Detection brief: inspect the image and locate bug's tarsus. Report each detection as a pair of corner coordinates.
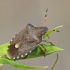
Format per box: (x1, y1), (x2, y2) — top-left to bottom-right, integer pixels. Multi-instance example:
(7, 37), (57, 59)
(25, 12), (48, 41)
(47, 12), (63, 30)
(43, 53), (46, 57)
(43, 8), (48, 26)
(49, 42), (55, 46)
(56, 30), (60, 32)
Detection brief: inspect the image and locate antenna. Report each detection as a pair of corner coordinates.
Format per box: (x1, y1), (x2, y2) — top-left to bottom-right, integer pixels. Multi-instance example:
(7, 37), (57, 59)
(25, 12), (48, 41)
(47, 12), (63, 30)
(43, 8), (48, 26)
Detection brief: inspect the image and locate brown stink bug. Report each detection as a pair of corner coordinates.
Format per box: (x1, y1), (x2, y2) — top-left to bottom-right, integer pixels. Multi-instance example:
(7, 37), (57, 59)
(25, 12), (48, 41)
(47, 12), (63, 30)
(7, 9), (48, 60)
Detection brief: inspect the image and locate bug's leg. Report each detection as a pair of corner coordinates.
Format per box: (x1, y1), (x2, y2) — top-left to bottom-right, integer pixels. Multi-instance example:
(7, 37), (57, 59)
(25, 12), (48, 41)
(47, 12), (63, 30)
(39, 44), (46, 57)
(42, 39), (50, 43)
(40, 44), (46, 57)
(48, 36), (50, 39)
(43, 9), (48, 26)
(43, 39), (55, 46)
(49, 42), (55, 46)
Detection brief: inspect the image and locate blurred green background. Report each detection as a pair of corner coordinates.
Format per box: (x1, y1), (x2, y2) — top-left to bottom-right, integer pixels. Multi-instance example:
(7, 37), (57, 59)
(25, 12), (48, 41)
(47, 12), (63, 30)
(0, 0), (69, 70)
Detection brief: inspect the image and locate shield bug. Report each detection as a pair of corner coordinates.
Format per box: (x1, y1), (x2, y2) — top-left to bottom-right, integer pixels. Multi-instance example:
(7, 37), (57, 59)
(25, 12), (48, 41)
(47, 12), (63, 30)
(7, 9), (48, 60)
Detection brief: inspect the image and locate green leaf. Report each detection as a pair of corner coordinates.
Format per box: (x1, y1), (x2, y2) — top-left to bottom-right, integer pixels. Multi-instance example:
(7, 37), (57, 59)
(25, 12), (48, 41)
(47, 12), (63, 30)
(26, 43), (63, 59)
(0, 43), (8, 56)
(0, 58), (48, 69)
(39, 43), (63, 55)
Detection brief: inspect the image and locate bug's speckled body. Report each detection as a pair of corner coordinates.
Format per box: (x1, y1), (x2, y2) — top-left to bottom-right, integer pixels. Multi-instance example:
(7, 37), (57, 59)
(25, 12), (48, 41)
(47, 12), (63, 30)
(7, 23), (48, 60)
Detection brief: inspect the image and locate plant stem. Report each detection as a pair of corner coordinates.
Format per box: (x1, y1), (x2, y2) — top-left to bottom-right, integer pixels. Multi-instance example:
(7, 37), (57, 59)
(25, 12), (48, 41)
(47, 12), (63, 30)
(51, 53), (58, 70)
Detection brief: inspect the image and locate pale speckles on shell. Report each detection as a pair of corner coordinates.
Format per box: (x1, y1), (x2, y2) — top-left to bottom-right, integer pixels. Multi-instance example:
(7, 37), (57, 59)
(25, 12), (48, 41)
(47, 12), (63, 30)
(17, 56), (19, 59)
(29, 51), (32, 53)
(13, 57), (15, 59)
(15, 33), (18, 37)
(14, 35), (15, 38)
(10, 34), (17, 43)
(15, 44), (19, 48)
(16, 33), (18, 35)
(21, 55), (24, 57)
(25, 53), (27, 56)
(10, 39), (12, 42)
